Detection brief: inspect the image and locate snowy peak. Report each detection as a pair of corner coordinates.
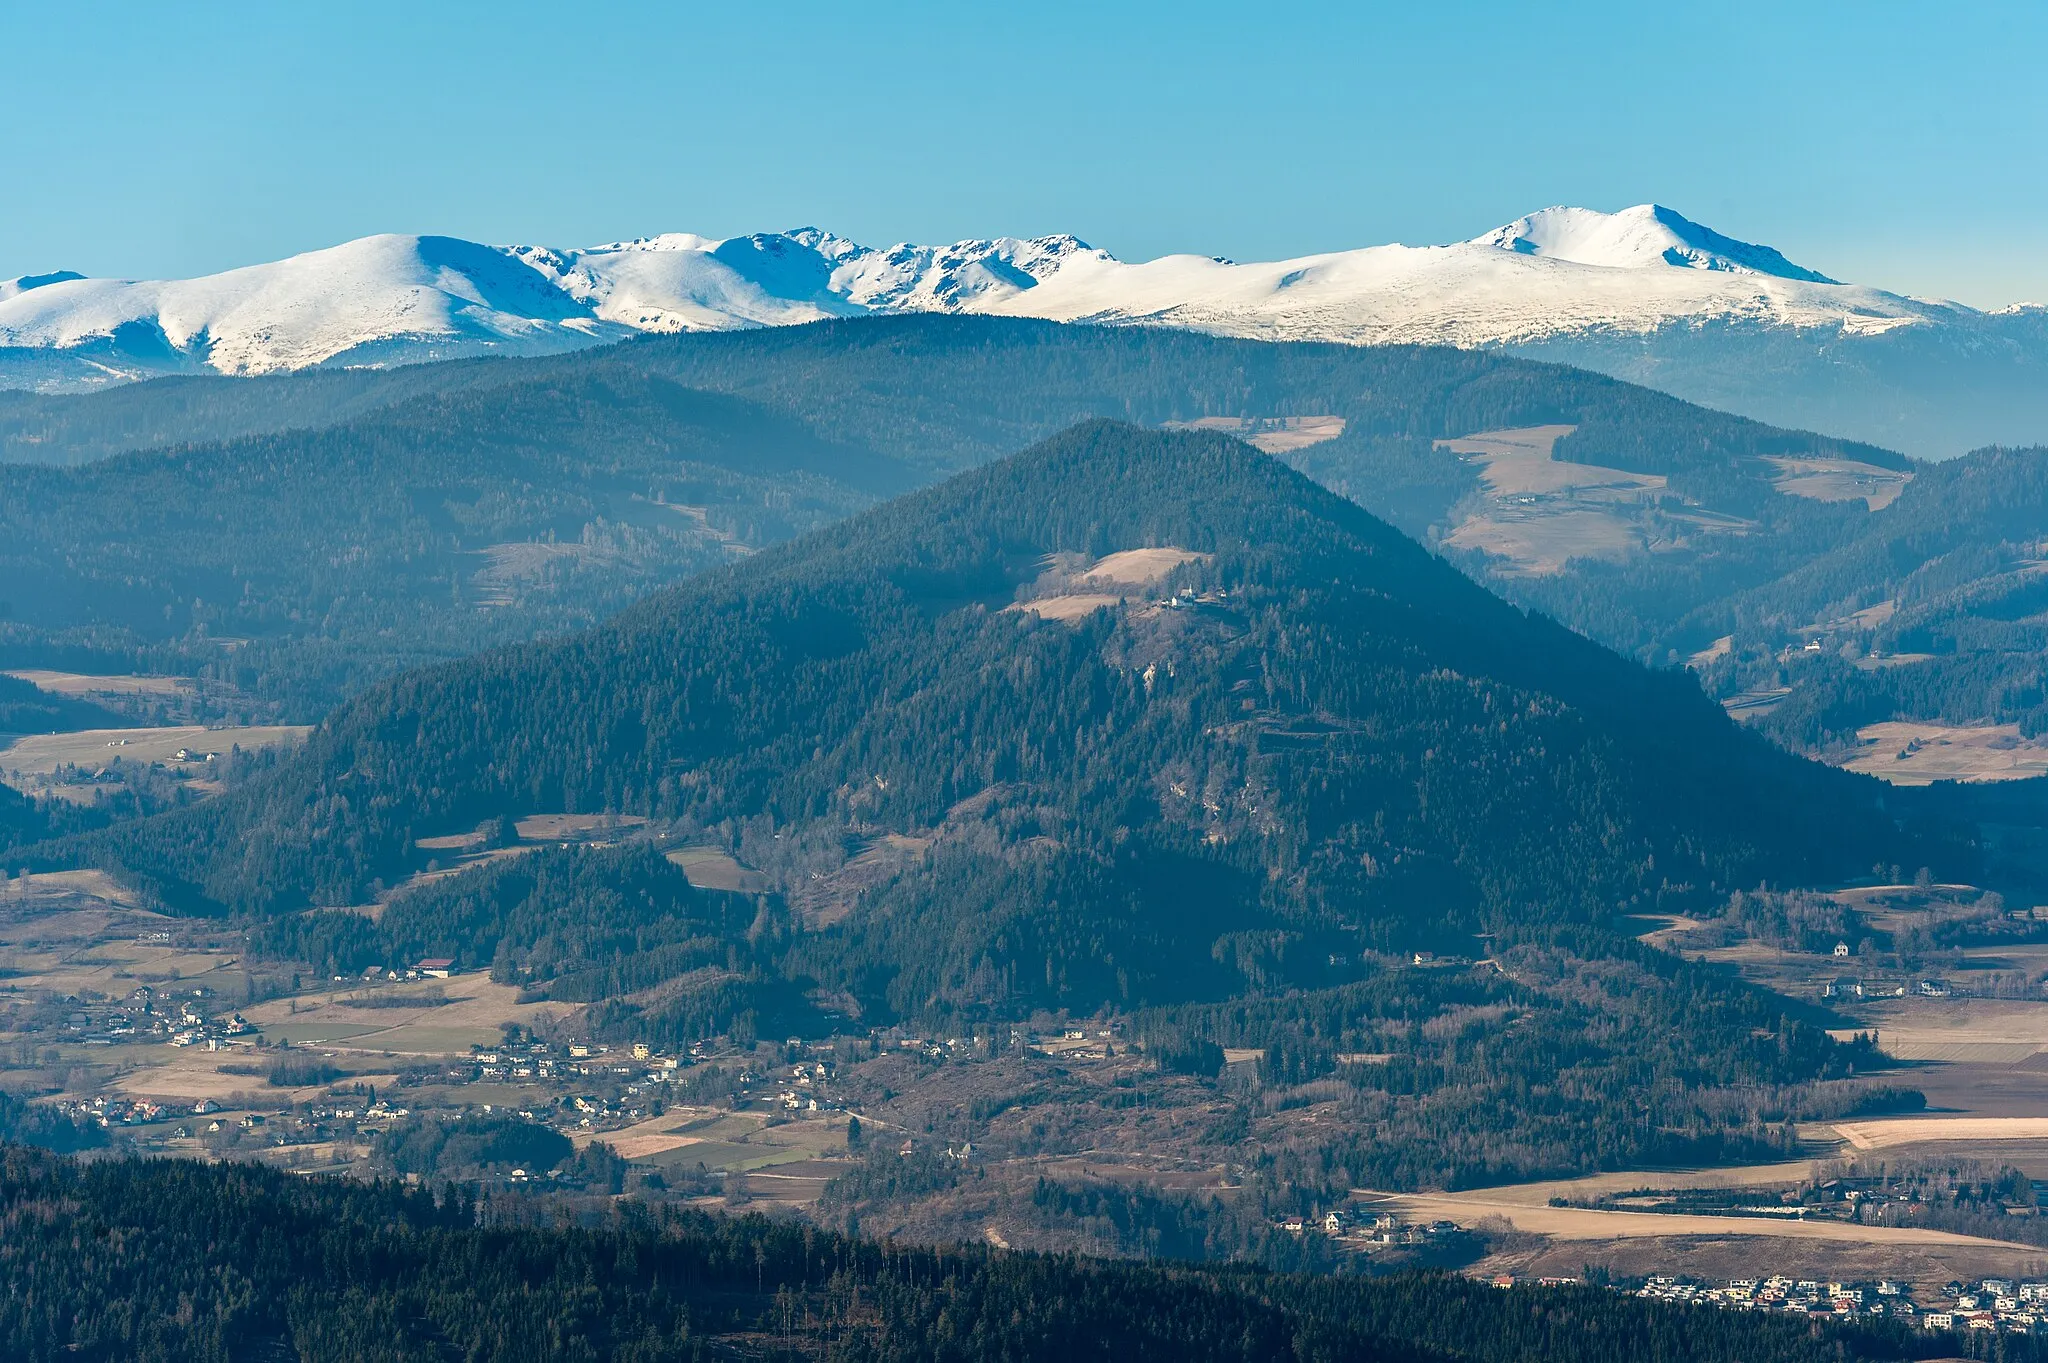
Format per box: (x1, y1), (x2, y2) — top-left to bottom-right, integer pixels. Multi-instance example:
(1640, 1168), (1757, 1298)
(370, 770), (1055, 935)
(1472, 204), (1837, 283)
(828, 233), (1106, 312)
(494, 230), (1107, 334)
(0, 206), (1965, 407)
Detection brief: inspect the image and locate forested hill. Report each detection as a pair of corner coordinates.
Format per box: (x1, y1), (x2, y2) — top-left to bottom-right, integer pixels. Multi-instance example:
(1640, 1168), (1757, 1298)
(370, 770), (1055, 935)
(1701, 444), (2048, 750)
(0, 1144), (1962, 1363)
(0, 373), (900, 711)
(36, 424), (1953, 1009)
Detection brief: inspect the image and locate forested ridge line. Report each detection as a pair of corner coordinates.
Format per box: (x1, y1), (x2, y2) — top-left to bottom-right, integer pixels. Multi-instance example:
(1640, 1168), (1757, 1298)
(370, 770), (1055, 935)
(4, 316), (1905, 475)
(0, 1143), (2004, 1363)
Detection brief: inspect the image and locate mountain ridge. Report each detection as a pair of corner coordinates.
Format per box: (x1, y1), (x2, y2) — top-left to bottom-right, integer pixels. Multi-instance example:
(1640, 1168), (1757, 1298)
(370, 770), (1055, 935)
(7, 206), (2043, 456)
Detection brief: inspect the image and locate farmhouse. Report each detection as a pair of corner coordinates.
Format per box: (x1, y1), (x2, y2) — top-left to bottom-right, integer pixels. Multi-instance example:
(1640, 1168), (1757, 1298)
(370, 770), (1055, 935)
(417, 958), (456, 979)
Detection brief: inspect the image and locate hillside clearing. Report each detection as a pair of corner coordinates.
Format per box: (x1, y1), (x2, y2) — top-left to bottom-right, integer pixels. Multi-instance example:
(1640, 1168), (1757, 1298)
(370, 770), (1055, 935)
(1765, 456), (1913, 510)
(1840, 721), (2048, 784)
(3, 670), (195, 698)
(1161, 415), (1346, 454)
(0, 725), (310, 798)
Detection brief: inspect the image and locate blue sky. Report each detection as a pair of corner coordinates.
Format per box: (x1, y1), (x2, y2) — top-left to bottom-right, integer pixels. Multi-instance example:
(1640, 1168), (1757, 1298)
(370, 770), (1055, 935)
(8, 0), (2046, 306)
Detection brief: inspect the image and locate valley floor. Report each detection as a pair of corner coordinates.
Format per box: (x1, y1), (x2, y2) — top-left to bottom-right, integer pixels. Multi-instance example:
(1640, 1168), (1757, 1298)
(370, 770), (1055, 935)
(6, 818), (2048, 1298)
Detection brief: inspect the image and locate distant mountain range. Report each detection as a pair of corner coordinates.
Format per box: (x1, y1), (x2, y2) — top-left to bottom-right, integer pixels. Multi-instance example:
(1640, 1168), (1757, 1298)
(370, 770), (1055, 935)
(5, 205), (2043, 457)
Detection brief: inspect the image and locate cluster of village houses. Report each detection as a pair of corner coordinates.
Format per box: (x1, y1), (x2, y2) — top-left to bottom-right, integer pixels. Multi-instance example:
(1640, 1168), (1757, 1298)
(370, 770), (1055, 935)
(1275, 1208), (1465, 1244)
(1632, 1275), (2048, 1332)
(48, 984), (258, 1049)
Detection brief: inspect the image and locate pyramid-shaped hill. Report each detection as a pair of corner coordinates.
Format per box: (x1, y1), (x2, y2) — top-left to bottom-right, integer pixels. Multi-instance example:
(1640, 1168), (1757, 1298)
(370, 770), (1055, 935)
(57, 422), (1955, 1009)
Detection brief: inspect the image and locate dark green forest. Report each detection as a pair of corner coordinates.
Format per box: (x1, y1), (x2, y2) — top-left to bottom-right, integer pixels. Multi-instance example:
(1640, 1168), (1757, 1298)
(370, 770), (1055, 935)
(1701, 445), (2048, 748)
(0, 672), (126, 734)
(0, 1144), (2010, 1363)
(0, 375), (891, 713)
(1131, 940), (1920, 1190)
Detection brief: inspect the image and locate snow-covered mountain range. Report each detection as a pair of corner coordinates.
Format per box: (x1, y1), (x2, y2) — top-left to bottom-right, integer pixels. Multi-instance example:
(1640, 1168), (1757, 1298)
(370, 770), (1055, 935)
(6, 205), (2044, 456)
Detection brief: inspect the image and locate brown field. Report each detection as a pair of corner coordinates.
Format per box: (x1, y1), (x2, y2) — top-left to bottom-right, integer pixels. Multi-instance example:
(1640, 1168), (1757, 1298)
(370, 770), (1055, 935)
(582, 1108), (853, 1197)
(1433, 426), (1679, 577)
(516, 813), (647, 842)
(1011, 593), (1126, 622)
(1834, 1117), (2048, 1151)
(1080, 547), (1208, 587)
(1431, 1158), (1825, 1209)
(649, 503), (752, 554)
(413, 832), (479, 852)
(386, 812), (654, 902)
(1005, 546), (1208, 622)
(1433, 426), (1771, 578)
(666, 847), (771, 893)
(240, 975), (577, 1055)
(1420, 1138), (2048, 1289)
(1162, 415), (1345, 454)
(1632, 913), (1710, 951)
(1481, 1234), (2048, 1292)
(1764, 457), (1913, 510)
(1443, 508), (1643, 575)
(0, 725), (311, 801)
(741, 1159), (857, 1204)
(1899, 1051), (2048, 1115)
(1686, 635), (1733, 668)
(1840, 721), (2048, 784)
(1436, 426), (1665, 501)
(587, 1115), (719, 1161)
(366, 846), (536, 909)
(108, 1050), (402, 1107)
(0, 887), (249, 999)
(4, 670), (195, 698)
(1375, 1189), (2026, 1250)
(1837, 998), (2048, 1063)
(1, 868), (143, 912)
(1464, 889), (2048, 1283)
